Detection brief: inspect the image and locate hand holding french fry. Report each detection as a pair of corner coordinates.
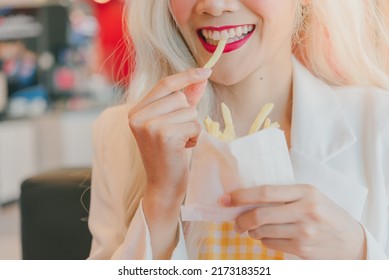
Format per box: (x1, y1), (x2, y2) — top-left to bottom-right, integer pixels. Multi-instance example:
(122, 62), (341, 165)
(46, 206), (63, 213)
(129, 37), (228, 208)
(127, 67), (212, 259)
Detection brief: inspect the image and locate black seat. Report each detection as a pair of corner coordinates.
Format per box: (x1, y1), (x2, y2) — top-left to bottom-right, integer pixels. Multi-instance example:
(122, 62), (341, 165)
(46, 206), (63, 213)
(20, 168), (92, 260)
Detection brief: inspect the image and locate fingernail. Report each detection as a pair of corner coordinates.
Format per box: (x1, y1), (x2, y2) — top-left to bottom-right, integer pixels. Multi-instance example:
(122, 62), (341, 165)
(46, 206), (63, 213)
(218, 194), (231, 206)
(196, 68), (212, 78)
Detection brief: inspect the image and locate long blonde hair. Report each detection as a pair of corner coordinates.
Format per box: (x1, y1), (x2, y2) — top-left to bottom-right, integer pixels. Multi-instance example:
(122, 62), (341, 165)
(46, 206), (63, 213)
(294, 0), (389, 89)
(121, 0), (389, 258)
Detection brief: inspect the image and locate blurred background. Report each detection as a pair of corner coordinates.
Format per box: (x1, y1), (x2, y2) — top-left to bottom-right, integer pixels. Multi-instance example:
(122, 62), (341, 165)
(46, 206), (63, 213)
(0, 0), (133, 259)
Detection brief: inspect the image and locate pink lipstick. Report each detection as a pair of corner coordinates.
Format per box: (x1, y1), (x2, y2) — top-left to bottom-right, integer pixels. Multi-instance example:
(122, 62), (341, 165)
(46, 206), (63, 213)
(197, 24), (255, 53)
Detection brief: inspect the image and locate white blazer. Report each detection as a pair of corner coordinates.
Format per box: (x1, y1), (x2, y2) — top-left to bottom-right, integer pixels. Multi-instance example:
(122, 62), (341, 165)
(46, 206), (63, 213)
(87, 58), (389, 260)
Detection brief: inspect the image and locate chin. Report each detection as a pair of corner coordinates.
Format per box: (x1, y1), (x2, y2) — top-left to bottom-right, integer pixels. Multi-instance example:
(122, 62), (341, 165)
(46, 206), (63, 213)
(209, 70), (245, 86)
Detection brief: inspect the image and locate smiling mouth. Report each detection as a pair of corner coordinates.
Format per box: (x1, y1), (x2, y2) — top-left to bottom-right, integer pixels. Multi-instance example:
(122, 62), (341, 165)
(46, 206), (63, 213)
(199, 24), (255, 45)
(197, 24), (255, 53)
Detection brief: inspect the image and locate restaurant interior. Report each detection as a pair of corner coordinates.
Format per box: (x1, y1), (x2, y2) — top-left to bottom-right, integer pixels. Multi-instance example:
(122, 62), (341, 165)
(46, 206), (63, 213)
(0, 0), (130, 259)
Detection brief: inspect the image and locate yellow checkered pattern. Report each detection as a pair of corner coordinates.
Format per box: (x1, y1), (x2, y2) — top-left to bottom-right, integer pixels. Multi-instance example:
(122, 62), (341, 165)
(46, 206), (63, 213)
(198, 222), (284, 260)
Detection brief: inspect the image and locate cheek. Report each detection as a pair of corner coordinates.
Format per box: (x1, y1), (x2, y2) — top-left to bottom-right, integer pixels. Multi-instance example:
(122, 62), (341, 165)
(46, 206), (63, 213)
(242, 0), (296, 23)
(241, 0), (271, 16)
(169, 0), (195, 26)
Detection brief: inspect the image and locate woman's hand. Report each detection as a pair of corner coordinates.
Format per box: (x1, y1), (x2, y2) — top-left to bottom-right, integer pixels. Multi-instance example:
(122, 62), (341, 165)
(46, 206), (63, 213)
(219, 184), (367, 259)
(128, 68), (211, 259)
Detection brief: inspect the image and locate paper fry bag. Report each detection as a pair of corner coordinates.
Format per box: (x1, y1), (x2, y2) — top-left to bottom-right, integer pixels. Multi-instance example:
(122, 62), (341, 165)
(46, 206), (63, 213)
(181, 128), (295, 222)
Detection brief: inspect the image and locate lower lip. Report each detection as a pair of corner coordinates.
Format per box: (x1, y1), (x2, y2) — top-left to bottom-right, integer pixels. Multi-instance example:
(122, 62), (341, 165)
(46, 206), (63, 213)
(198, 29), (255, 53)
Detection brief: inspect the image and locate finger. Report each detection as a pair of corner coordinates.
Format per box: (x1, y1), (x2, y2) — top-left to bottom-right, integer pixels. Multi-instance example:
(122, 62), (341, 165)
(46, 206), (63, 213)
(261, 238), (306, 258)
(139, 68), (212, 109)
(184, 80), (208, 107)
(137, 107), (199, 141)
(148, 119), (201, 148)
(220, 184), (312, 207)
(152, 107), (198, 126)
(247, 223), (299, 240)
(164, 121), (201, 148)
(235, 202), (303, 233)
(136, 91), (190, 120)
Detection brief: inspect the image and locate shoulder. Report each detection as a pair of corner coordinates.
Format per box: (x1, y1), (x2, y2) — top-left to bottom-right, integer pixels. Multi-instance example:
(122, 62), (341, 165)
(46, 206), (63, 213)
(333, 86), (389, 137)
(334, 85), (389, 109)
(334, 86), (389, 190)
(93, 103), (131, 134)
(93, 103), (132, 141)
(92, 103), (135, 154)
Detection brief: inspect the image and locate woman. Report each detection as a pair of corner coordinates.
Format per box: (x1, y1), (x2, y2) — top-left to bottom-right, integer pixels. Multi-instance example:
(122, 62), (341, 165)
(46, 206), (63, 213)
(88, 0), (389, 260)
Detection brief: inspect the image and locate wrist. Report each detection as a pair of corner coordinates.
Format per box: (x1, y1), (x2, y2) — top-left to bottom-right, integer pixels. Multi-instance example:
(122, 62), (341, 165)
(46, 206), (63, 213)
(143, 192), (182, 221)
(144, 185), (184, 210)
(141, 195), (181, 260)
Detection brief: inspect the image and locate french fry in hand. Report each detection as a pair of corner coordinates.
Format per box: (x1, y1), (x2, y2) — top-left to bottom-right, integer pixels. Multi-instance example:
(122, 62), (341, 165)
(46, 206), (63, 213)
(204, 39), (227, 69)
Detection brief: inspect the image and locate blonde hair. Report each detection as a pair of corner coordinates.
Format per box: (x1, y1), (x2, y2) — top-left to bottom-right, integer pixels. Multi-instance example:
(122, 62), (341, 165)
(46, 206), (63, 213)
(121, 0), (389, 258)
(293, 0), (389, 89)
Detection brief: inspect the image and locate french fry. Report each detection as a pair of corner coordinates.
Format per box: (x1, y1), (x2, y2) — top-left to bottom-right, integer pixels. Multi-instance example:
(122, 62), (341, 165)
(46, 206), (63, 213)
(221, 103), (236, 140)
(211, 120), (223, 138)
(204, 39), (227, 69)
(248, 103), (274, 134)
(270, 122), (280, 129)
(205, 115), (223, 138)
(221, 105), (236, 141)
(221, 103), (233, 128)
(264, 118), (271, 129)
(204, 116), (213, 132)
(220, 131), (235, 141)
(204, 103), (279, 141)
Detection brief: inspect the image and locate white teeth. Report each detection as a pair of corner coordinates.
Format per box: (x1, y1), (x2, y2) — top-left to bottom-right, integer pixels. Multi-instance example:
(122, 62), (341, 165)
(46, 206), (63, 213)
(220, 30), (229, 40)
(201, 24), (254, 41)
(205, 35), (246, 46)
(235, 27), (243, 37)
(212, 31), (221, 40)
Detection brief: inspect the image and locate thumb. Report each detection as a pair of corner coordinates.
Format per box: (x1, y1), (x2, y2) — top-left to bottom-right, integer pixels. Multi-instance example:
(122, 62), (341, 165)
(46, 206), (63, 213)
(184, 80), (208, 107)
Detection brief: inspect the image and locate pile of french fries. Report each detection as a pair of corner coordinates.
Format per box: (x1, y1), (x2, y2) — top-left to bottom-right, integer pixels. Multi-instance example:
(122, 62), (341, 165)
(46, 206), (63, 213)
(204, 103), (280, 141)
(203, 39), (280, 141)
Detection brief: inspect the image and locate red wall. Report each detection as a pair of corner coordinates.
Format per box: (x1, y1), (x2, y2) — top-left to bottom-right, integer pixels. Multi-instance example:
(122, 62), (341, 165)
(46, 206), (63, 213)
(91, 0), (134, 85)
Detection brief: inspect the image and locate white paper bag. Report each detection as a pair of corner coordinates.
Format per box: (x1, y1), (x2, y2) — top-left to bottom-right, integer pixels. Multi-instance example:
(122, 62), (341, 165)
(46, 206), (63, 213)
(181, 128), (295, 221)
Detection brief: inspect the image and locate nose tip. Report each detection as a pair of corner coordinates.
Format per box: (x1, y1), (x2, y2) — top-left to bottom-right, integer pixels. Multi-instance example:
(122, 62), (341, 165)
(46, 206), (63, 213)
(196, 0), (240, 16)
